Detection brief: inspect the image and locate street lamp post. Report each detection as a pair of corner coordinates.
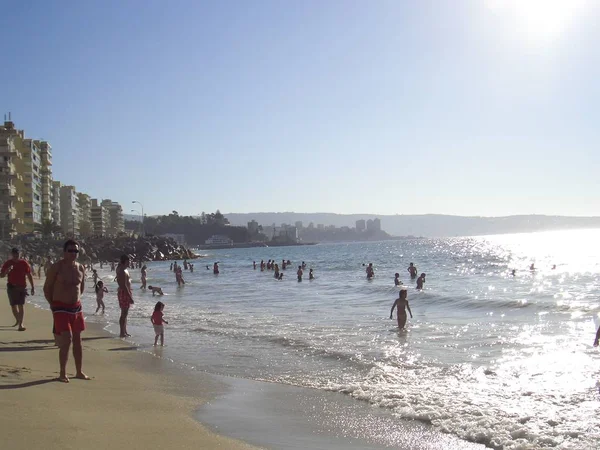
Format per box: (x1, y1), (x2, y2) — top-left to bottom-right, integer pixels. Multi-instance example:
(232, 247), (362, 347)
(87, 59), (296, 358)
(132, 201), (144, 236)
(131, 209), (142, 236)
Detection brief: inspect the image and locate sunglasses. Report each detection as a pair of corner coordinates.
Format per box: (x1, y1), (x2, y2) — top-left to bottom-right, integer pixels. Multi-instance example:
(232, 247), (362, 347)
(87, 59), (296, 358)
(66, 249), (79, 254)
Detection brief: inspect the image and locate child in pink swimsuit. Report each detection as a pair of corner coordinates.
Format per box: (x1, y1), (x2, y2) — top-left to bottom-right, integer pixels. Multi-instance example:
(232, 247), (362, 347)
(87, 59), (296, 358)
(151, 301), (169, 346)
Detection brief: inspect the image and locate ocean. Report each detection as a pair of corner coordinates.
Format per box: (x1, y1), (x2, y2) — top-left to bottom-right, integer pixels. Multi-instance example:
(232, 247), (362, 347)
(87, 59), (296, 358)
(53, 229), (600, 449)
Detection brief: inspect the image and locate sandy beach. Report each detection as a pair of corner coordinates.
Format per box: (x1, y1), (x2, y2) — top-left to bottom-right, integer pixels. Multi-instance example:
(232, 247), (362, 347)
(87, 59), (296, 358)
(0, 288), (260, 450)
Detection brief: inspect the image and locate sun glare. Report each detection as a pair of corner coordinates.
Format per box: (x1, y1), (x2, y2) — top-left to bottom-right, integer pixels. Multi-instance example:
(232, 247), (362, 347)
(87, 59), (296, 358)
(486, 0), (588, 43)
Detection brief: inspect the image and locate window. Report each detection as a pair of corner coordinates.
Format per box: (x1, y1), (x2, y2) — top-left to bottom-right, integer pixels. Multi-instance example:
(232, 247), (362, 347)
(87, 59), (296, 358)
(24, 212), (32, 218)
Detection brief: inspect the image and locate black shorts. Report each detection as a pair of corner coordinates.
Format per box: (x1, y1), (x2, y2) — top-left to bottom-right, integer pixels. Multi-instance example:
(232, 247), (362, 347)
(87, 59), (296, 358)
(7, 284), (27, 306)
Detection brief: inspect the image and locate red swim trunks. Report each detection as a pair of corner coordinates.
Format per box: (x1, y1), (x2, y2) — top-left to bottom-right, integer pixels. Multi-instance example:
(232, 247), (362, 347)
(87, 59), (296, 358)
(118, 288), (133, 309)
(51, 302), (85, 335)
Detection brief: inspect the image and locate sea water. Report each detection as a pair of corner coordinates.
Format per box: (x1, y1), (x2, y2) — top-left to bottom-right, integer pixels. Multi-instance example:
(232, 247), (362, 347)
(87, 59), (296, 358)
(73, 229), (600, 449)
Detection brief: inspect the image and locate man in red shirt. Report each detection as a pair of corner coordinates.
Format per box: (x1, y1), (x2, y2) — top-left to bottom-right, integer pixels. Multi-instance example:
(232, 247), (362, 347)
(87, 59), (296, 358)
(1, 248), (35, 331)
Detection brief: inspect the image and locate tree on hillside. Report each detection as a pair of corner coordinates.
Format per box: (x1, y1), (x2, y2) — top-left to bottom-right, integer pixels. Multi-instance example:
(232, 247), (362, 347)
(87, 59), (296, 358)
(141, 210), (247, 245)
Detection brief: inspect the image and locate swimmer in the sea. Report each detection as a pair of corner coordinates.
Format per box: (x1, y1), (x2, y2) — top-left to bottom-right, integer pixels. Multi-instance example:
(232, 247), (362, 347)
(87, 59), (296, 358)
(394, 273), (401, 286)
(309, 269), (314, 280)
(366, 263), (374, 279)
(416, 273), (426, 290)
(407, 263), (417, 278)
(390, 289), (412, 329)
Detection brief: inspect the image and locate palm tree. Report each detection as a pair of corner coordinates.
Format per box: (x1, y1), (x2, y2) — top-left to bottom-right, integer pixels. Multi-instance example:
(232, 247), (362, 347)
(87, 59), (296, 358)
(36, 219), (61, 238)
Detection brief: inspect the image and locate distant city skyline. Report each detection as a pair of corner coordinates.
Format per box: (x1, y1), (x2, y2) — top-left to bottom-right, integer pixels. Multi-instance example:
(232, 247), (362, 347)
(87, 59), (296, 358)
(1, 1), (599, 217)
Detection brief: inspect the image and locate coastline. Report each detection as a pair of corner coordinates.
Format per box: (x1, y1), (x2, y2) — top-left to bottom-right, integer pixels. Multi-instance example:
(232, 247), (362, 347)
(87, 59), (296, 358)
(196, 242), (318, 251)
(0, 290), (259, 450)
(1, 277), (486, 450)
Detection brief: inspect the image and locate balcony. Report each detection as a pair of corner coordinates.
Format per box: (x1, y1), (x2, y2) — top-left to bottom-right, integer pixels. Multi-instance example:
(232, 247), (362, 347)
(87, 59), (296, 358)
(0, 161), (16, 172)
(0, 205), (18, 217)
(0, 146), (20, 157)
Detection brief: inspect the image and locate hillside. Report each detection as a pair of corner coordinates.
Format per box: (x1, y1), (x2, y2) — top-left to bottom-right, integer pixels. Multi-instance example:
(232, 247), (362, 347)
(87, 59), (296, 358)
(224, 213), (600, 237)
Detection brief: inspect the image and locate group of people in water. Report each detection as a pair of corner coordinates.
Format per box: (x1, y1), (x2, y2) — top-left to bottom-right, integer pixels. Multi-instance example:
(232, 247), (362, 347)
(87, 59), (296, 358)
(364, 262), (427, 330)
(254, 259), (314, 282)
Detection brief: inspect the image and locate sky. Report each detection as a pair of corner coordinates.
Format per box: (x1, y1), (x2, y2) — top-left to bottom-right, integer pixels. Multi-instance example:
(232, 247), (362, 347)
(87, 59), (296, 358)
(1, 0), (599, 218)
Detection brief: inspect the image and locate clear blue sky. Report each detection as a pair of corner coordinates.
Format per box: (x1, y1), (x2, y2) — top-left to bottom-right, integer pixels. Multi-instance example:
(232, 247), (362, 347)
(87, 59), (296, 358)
(1, 0), (598, 217)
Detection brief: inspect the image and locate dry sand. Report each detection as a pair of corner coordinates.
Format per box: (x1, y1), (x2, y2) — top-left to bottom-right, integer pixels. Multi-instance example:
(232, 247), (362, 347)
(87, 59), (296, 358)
(0, 289), (261, 450)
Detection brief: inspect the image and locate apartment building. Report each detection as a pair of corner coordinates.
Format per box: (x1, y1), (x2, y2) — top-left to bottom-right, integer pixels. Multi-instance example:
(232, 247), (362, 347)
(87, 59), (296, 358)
(0, 120), (24, 238)
(60, 185), (79, 237)
(90, 198), (110, 236)
(0, 118), (130, 239)
(16, 139), (43, 233)
(101, 199), (124, 236)
(51, 180), (61, 226)
(77, 192), (92, 236)
(39, 141), (54, 223)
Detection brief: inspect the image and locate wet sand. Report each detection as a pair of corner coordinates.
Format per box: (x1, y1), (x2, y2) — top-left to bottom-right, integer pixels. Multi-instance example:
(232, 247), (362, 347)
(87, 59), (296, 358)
(0, 291), (259, 450)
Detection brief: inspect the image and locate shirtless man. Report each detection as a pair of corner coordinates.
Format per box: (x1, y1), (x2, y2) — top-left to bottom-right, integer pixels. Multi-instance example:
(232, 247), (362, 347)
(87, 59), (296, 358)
(43, 240), (89, 383)
(116, 254), (134, 337)
(407, 263), (418, 278)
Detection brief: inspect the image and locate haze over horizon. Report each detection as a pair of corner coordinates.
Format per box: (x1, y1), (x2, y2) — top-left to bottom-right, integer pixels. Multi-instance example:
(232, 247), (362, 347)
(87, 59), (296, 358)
(2, 1), (598, 217)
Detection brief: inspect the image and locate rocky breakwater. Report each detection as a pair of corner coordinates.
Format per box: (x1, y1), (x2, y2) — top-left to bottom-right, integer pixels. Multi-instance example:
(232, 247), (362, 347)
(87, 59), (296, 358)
(3, 236), (198, 263)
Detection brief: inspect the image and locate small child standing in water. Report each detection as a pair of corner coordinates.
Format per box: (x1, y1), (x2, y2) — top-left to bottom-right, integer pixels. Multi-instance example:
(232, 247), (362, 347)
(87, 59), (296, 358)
(95, 280), (108, 314)
(390, 289), (412, 329)
(151, 301), (169, 346)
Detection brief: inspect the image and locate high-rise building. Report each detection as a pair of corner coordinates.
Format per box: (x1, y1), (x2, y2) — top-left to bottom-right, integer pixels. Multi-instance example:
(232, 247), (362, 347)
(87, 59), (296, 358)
(366, 219), (374, 231)
(77, 192), (92, 236)
(16, 138), (43, 233)
(295, 221), (303, 230)
(373, 218), (381, 232)
(356, 219), (366, 232)
(90, 199), (110, 236)
(101, 199), (124, 236)
(0, 120), (24, 238)
(60, 185), (79, 237)
(51, 181), (61, 226)
(39, 141), (54, 223)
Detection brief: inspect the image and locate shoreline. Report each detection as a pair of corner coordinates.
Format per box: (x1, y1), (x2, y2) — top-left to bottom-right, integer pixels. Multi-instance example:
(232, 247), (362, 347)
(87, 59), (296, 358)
(3, 284), (485, 450)
(0, 291), (259, 450)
